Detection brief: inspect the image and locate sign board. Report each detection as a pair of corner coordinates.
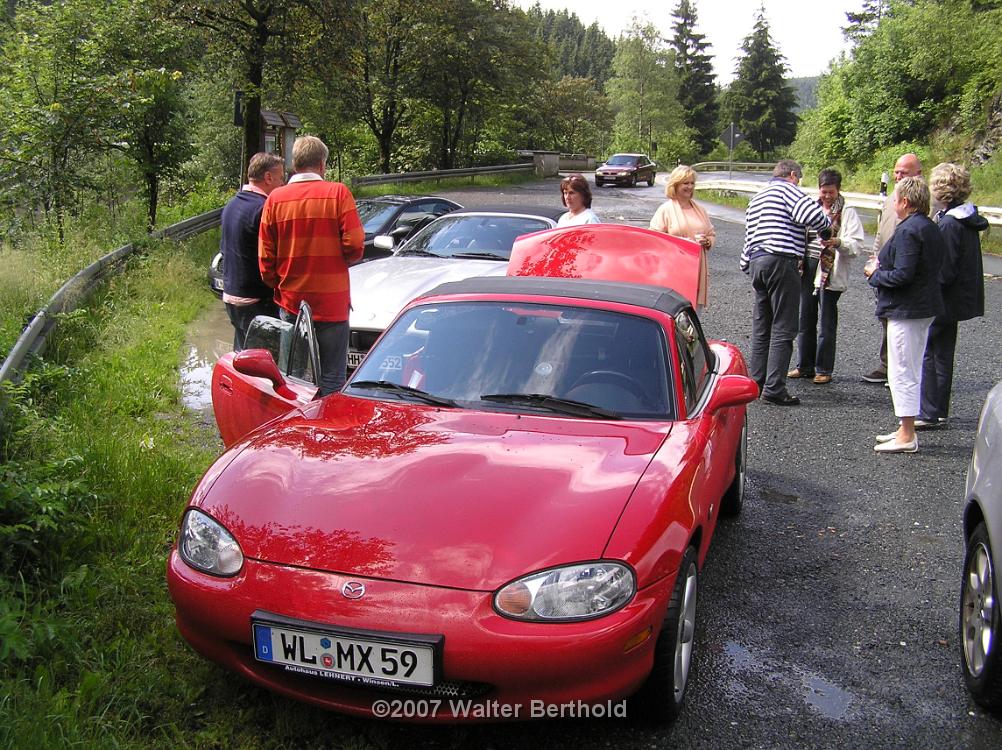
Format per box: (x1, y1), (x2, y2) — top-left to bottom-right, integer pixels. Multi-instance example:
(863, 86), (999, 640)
(719, 123), (744, 149)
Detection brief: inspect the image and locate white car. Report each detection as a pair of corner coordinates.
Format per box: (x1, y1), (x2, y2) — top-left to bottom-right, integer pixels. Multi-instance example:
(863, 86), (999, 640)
(961, 380), (1002, 712)
(347, 206), (564, 368)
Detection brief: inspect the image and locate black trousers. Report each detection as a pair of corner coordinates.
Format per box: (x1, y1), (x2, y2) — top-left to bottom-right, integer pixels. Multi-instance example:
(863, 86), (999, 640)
(749, 254), (801, 398)
(919, 317), (959, 420)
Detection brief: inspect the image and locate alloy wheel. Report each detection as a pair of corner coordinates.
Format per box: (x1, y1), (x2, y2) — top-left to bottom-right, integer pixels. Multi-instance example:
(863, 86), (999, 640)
(963, 540), (996, 677)
(673, 561), (698, 700)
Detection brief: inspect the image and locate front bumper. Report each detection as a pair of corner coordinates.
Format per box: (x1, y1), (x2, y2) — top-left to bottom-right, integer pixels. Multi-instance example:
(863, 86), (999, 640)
(595, 172), (636, 185)
(167, 550), (672, 721)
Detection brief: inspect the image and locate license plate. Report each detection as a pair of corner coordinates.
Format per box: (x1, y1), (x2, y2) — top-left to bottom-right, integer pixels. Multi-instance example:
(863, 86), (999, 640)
(348, 350), (365, 368)
(211, 278), (224, 290)
(252, 617), (437, 688)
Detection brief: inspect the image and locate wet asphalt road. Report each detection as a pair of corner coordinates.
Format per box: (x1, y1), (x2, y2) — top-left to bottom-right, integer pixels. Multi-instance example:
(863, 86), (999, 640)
(349, 177), (1002, 749)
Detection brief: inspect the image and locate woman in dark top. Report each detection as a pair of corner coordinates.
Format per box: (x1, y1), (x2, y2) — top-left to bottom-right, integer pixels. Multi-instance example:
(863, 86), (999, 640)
(917, 163), (988, 428)
(864, 176), (945, 453)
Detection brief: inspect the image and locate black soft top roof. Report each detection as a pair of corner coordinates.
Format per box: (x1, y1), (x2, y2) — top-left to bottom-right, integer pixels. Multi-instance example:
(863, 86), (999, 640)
(418, 275), (691, 317)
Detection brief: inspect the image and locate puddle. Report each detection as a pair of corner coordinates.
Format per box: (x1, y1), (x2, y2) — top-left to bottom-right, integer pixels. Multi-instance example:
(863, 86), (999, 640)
(760, 488), (800, 503)
(802, 674), (854, 720)
(180, 303), (233, 415)
(723, 640), (856, 720)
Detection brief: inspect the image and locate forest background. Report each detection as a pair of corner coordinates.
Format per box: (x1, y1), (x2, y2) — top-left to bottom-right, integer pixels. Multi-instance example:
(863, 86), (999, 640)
(2, 0), (1002, 240)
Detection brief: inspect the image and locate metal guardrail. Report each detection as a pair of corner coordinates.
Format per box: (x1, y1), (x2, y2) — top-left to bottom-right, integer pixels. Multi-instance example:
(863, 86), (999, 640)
(692, 162), (774, 173)
(351, 163), (533, 188)
(696, 178), (1002, 226)
(0, 207), (223, 385)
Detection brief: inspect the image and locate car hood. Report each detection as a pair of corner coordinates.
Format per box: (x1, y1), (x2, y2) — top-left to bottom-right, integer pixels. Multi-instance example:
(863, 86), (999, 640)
(197, 396), (670, 591)
(349, 256), (507, 332)
(597, 164), (635, 172)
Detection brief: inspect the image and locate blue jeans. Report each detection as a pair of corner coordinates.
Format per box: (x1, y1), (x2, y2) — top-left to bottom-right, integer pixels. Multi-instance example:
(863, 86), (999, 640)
(919, 317), (958, 420)
(749, 254), (801, 398)
(796, 259), (842, 375)
(225, 299), (279, 351)
(279, 308), (350, 396)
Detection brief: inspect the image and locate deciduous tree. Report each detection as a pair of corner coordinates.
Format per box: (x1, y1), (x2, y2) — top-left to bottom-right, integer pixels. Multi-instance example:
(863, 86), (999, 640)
(605, 20), (682, 157)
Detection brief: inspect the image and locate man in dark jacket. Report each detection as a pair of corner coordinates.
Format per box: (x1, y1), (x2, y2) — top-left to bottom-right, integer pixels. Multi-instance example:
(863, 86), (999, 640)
(918, 163), (989, 427)
(220, 152), (285, 350)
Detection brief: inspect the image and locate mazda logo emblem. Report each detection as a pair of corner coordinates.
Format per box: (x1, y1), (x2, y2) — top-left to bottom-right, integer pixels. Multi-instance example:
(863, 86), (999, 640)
(342, 581), (365, 599)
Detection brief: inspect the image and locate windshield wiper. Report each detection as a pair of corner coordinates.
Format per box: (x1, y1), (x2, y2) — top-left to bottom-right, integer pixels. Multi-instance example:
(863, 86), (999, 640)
(479, 393), (621, 419)
(450, 251), (508, 261)
(349, 380), (458, 407)
(397, 248), (440, 257)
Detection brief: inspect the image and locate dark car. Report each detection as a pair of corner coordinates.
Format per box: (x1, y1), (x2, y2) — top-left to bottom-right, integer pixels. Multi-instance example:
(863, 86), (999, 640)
(208, 195), (463, 297)
(356, 195), (463, 260)
(595, 153), (657, 188)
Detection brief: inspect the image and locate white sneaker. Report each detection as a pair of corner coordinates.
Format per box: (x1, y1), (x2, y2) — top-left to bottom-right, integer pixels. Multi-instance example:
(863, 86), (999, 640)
(875, 432), (898, 443)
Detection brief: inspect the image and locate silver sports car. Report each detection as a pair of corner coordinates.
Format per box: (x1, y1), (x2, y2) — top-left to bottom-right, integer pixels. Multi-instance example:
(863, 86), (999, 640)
(347, 206), (564, 368)
(961, 380), (1002, 712)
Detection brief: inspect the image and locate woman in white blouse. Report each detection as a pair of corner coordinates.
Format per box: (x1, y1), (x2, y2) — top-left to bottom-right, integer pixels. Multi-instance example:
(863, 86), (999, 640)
(787, 168), (864, 385)
(649, 165), (716, 307)
(557, 173), (601, 226)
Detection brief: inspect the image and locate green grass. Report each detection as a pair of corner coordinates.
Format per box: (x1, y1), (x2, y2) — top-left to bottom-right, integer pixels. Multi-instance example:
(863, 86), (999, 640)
(0, 201), (446, 748)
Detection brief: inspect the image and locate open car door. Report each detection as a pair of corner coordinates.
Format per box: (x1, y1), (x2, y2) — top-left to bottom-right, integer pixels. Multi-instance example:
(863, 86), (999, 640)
(507, 224), (701, 306)
(211, 302), (321, 447)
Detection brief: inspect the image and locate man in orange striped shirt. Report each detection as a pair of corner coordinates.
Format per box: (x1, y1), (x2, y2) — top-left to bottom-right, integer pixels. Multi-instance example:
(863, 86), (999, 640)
(259, 136), (364, 395)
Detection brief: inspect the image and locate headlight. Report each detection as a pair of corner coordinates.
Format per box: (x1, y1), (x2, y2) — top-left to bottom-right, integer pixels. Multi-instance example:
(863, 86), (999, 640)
(494, 562), (635, 621)
(178, 509), (244, 576)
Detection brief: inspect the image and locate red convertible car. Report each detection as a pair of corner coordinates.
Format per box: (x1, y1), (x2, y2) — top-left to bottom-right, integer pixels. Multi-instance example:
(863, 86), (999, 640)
(167, 225), (758, 723)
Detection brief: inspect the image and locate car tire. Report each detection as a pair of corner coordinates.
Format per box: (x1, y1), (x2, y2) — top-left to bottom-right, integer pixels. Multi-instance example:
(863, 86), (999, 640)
(595, 178), (604, 187)
(628, 174), (637, 188)
(720, 419), (747, 517)
(961, 521), (1002, 711)
(648, 173), (656, 187)
(629, 545), (698, 724)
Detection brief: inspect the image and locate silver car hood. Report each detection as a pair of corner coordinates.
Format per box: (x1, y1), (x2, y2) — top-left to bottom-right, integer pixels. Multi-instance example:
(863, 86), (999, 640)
(349, 256), (508, 331)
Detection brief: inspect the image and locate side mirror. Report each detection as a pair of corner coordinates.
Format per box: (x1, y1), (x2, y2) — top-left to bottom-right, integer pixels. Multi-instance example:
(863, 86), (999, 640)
(704, 375), (759, 414)
(232, 349), (297, 400)
(373, 235), (395, 250)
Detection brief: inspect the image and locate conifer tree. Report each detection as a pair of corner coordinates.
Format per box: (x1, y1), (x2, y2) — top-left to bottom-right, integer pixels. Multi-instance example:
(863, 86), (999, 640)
(721, 7), (797, 157)
(670, 0), (718, 155)
(843, 0), (890, 44)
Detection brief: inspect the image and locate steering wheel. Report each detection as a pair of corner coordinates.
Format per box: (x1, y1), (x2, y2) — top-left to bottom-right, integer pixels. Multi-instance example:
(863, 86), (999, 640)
(571, 370), (650, 402)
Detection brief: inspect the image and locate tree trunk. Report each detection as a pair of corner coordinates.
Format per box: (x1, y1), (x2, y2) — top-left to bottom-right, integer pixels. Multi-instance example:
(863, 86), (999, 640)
(241, 17), (271, 182)
(145, 171), (158, 230)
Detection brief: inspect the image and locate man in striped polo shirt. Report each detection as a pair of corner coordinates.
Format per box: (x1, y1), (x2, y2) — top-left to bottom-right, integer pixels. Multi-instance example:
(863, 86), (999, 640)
(740, 159), (831, 405)
(259, 136), (364, 395)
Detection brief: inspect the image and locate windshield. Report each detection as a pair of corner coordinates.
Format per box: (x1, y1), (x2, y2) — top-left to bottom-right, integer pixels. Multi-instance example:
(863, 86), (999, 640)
(605, 155), (639, 167)
(356, 200), (400, 234)
(346, 301), (674, 419)
(397, 215), (552, 260)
